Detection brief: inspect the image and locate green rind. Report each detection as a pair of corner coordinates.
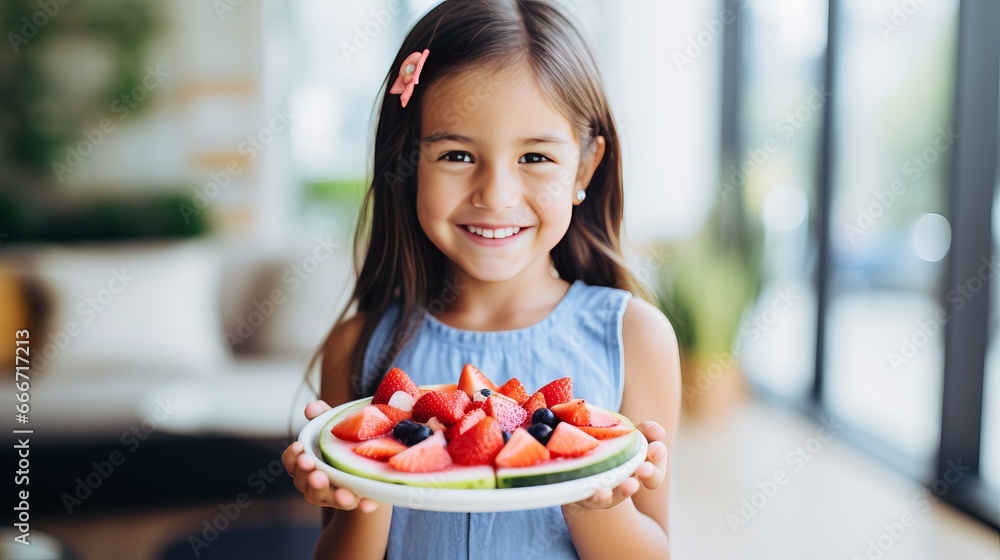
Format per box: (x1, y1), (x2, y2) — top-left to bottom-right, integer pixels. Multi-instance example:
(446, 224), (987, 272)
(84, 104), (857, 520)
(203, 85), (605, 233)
(318, 397), (639, 490)
(495, 416), (639, 488)
(319, 404), (496, 489)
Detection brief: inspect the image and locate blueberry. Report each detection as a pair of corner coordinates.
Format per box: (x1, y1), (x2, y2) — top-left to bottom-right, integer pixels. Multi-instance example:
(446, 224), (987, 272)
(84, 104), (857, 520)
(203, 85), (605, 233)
(527, 423), (553, 445)
(502, 430), (512, 444)
(393, 420), (420, 442)
(532, 408), (559, 428)
(479, 388), (493, 397)
(408, 424), (433, 445)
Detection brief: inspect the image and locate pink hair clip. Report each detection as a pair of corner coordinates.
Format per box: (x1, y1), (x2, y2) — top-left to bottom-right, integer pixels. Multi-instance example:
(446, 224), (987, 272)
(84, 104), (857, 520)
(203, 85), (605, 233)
(390, 49), (430, 108)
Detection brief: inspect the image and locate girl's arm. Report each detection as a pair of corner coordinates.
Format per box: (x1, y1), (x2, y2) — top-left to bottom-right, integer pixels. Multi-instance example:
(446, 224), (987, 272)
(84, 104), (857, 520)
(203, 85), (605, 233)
(562, 298), (681, 559)
(309, 314), (394, 560)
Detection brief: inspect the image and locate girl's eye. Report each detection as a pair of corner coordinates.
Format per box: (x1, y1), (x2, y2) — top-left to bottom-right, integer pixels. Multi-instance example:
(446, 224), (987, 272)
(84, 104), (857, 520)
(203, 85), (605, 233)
(440, 151), (474, 163)
(519, 153), (551, 164)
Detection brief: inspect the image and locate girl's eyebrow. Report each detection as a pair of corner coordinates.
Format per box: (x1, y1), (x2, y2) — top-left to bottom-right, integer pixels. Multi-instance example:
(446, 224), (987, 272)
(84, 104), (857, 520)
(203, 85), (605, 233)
(420, 132), (570, 145)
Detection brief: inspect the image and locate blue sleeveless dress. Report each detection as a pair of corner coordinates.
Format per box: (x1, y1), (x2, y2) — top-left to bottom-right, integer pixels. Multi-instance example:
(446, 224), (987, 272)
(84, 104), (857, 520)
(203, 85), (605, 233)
(360, 280), (632, 560)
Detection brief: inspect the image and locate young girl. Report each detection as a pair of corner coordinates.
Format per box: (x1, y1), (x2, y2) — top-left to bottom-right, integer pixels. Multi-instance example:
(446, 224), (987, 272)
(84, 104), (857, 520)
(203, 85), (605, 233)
(282, 1), (681, 557)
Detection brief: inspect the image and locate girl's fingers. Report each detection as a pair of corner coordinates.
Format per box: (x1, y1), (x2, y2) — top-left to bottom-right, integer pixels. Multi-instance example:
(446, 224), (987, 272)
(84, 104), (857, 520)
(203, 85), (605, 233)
(637, 421), (666, 443)
(333, 487), (362, 510)
(282, 442), (303, 476)
(646, 441), (668, 468)
(305, 400), (333, 421)
(358, 498), (379, 513)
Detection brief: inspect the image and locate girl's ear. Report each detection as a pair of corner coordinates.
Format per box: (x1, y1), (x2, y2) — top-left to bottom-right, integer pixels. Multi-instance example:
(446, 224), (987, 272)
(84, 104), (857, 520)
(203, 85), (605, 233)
(574, 136), (606, 203)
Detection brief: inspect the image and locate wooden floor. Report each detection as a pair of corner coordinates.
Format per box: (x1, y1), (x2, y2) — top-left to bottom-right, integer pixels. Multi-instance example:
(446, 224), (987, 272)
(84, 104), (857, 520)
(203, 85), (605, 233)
(8, 395), (998, 560)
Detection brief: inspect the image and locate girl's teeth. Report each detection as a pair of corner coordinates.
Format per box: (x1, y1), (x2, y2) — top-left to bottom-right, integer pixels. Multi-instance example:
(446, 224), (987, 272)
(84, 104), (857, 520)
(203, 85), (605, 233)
(465, 226), (522, 239)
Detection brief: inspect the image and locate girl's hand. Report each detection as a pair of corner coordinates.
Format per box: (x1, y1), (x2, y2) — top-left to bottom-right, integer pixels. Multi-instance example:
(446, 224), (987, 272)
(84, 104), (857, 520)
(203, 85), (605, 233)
(570, 421), (668, 510)
(281, 400), (381, 513)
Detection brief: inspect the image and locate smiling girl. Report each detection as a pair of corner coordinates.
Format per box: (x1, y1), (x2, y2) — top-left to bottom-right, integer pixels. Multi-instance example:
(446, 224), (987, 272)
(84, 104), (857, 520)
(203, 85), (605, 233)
(282, 1), (681, 558)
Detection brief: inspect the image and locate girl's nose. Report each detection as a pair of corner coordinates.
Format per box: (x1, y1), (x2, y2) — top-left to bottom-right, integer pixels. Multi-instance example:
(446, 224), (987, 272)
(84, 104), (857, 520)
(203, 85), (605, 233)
(472, 163), (520, 212)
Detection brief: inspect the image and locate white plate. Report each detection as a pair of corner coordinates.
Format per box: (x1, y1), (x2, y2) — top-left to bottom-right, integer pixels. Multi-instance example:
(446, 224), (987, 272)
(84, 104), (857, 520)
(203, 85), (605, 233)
(297, 399), (648, 512)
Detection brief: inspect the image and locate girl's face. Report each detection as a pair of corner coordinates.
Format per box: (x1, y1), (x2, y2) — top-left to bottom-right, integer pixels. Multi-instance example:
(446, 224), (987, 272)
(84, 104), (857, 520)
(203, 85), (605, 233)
(416, 65), (604, 284)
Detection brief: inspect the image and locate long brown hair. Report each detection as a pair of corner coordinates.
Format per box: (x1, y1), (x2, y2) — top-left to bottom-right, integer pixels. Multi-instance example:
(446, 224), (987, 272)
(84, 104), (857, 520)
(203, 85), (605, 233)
(307, 0), (653, 400)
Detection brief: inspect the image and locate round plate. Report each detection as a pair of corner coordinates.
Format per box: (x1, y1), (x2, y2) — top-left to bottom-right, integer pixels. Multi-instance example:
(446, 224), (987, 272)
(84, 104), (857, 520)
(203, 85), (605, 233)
(297, 399), (649, 512)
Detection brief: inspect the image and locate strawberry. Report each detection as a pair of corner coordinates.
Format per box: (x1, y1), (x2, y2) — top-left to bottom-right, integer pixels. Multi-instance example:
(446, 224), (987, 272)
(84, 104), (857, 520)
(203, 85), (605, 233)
(389, 432), (452, 472)
(484, 394), (527, 432)
(586, 404), (621, 428)
(458, 364), (500, 396)
(521, 391), (547, 425)
(550, 399), (590, 426)
(353, 437), (408, 461)
(446, 408), (487, 441)
(546, 422), (599, 458)
(466, 400), (485, 412)
(579, 424), (633, 440)
(425, 417), (447, 434)
(412, 390), (471, 425)
(495, 428), (550, 468)
(498, 378), (530, 405)
(331, 406), (394, 441)
(372, 404), (411, 424)
(372, 368), (420, 405)
(537, 377), (573, 406)
(447, 416), (504, 466)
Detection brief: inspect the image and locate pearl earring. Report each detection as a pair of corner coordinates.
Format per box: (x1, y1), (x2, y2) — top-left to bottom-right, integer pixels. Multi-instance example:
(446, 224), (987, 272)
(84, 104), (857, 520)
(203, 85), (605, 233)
(576, 190), (586, 202)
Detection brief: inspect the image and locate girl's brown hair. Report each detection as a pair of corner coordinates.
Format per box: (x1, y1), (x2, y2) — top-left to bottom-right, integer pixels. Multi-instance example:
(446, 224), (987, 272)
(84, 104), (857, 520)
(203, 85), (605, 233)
(308, 0), (653, 400)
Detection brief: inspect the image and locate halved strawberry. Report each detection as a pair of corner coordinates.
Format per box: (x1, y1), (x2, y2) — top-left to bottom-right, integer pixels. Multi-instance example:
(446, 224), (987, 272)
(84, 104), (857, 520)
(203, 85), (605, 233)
(425, 417), (447, 434)
(447, 416), (504, 466)
(458, 364), (500, 396)
(484, 394), (527, 432)
(546, 422), (599, 458)
(446, 408), (487, 441)
(537, 377), (573, 406)
(388, 431), (452, 472)
(550, 399), (590, 426)
(331, 406), (394, 441)
(353, 437), (408, 461)
(495, 428), (550, 468)
(498, 378), (530, 405)
(372, 368), (420, 405)
(412, 390), (471, 425)
(419, 383), (458, 396)
(521, 391), (547, 425)
(466, 400), (485, 412)
(372, 404), (411, 424)
(586, 404), (621, 428)
(579, 424), (633, 440)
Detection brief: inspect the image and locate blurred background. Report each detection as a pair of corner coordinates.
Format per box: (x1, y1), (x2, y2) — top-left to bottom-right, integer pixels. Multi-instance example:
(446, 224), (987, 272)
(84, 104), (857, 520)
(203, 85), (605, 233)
(0, 0), (997, 558)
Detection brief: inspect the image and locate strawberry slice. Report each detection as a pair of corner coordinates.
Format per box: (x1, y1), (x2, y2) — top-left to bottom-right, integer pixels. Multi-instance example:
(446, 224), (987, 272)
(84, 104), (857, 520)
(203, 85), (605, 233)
(447, 416), (504, 466)
(412, 390), (471, 425)
(446, 408), (487, 441)
(579, 424), (633, 440)
(484, 394), (527, 432)
(537, 377), (573, 406)
(458, 364), (500, 396)
(497, 378), (530, 405)
(331, 406), (394, 441)
(353, 437), (408, 461)
(372, 368), (420, 405)
(466, 400), (485, 412)
(550, 399), (590, 426)
(419, 383), (458, 396)
(546, 422), (599, 458)
(495, 428), (550, 468)
(372, 404), (411, 424)
(586, 404), (621, 428)
(389, 432), (453, 472)
(520, 391), (547, 426)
